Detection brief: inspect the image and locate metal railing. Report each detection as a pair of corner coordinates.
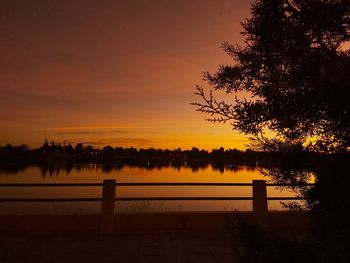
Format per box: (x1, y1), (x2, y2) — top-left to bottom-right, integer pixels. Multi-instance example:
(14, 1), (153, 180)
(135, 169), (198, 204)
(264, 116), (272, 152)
(0, 180), (313, 233)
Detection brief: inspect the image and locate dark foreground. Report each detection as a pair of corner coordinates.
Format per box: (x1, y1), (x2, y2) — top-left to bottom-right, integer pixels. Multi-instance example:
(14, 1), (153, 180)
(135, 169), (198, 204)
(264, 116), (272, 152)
(1, 230), (238, 263)
(0, 212), (308, 263)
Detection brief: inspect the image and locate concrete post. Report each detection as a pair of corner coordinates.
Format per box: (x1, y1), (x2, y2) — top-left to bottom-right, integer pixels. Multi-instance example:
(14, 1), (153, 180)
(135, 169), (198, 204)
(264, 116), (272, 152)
(252, 180), (268, 229)
(100, 179), (116, 234)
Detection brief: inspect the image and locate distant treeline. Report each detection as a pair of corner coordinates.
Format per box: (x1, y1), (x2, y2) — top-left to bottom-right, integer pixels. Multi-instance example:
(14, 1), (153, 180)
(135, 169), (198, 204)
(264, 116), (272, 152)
(0, 141), (257, 164)
(0, 140), (345, 173)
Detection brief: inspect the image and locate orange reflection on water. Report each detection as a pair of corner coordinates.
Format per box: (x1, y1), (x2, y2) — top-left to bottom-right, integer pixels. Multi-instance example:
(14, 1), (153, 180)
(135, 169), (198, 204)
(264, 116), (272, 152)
(0, 165), (305, 215)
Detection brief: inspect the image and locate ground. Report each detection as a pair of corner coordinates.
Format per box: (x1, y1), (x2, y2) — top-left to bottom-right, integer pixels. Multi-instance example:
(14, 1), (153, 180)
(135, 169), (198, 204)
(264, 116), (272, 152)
(0, 212), (308, 263)
(1, 230), (238, 263)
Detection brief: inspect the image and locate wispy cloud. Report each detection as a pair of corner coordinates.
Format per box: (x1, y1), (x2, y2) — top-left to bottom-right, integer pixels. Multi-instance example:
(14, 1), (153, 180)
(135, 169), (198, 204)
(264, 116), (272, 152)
(82, 138), (157, 146)
(45, 126), (132, 131)
(54, 130), (129, 135)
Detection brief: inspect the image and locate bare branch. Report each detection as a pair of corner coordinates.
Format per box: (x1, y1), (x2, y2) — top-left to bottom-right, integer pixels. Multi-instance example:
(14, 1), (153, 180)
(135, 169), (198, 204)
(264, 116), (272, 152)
(191, 86), (236, 124)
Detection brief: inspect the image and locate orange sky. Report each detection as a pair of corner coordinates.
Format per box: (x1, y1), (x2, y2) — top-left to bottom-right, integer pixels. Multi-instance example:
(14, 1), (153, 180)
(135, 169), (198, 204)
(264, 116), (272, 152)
(0, 0), (252, 150)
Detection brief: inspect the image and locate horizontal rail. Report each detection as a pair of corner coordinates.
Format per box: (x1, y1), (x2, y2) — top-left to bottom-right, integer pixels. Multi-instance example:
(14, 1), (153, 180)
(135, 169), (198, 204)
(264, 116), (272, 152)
(0, 196), (307, 202)
(117, 197), (306, 201)
(267, 183), (314, 187)
(0, 198), (102, 202)
(0, 183), (103, 187)
(116, 182), (253, 186)
(0, 197), (252, 202)
(115, 197), (254, 201)
(0, 182), (315, 187)
(267, 197), (306, 200)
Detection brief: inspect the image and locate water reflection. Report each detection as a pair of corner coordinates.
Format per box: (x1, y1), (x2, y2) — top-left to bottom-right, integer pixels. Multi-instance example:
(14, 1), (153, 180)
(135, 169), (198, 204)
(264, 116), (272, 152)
(0, 161), (260, 178)
(0, 163), (302, 214)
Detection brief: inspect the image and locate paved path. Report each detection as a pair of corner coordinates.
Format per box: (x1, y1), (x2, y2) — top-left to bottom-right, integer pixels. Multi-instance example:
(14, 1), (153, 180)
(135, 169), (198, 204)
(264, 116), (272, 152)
(0, 230), (239, 263)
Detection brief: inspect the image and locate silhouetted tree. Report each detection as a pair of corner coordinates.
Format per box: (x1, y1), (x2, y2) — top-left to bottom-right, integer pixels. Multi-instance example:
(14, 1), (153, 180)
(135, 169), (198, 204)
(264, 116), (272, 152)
(75, 143), (83, 152)
(193, 0), (350, 153)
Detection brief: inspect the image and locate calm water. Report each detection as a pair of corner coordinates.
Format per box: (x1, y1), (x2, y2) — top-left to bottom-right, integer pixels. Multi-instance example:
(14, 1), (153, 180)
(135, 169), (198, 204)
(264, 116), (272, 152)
(0, 164), (302, 215)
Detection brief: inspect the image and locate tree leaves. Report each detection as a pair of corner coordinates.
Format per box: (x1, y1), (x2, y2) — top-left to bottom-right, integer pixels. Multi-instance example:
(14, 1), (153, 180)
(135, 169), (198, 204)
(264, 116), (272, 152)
(193, 0), (350, 152)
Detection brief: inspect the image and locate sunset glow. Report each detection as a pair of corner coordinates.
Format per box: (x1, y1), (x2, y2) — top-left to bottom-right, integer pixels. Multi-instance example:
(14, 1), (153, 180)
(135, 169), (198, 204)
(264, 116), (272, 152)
(0, 0), (252, 149)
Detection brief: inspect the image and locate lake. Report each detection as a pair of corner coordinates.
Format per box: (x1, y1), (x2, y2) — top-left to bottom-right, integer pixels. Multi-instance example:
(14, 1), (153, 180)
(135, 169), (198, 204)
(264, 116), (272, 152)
(0, 164), (304, 215)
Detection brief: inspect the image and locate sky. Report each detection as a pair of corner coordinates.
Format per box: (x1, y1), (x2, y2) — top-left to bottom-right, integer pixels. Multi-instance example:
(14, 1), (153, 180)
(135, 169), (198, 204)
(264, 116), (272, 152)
(0, 0), (252, 150)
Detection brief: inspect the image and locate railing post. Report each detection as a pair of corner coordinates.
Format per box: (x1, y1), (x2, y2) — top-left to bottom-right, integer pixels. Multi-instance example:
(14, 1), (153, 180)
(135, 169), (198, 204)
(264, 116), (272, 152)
(100, 179), (116, 234)
(252, 180), (268, 229)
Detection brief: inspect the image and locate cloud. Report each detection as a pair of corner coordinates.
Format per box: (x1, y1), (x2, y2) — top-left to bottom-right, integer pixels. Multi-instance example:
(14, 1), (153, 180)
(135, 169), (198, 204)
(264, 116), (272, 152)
(54, 130), (129, 135)
(44, 126), (131, 131)
(82, 138), (156, 146)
